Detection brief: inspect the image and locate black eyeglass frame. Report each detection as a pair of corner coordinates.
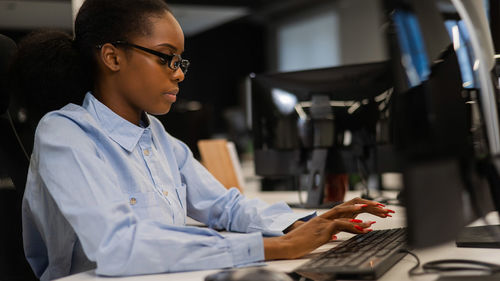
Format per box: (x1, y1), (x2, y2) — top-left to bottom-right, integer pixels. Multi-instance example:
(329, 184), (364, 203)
(97, 41), (190, 74)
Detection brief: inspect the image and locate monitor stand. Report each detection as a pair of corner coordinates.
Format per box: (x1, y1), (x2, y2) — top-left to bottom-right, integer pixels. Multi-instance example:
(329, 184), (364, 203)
(304, 148), (328, 208)
(288, 148), (344, 209)
(456, 225), (500, 248)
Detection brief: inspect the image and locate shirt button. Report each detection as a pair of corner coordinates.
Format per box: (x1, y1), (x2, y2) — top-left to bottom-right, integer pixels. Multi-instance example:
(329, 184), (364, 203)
(163, 191), (168, 197)
(143, 149), (150, 156)
(130, 197), (137, 205)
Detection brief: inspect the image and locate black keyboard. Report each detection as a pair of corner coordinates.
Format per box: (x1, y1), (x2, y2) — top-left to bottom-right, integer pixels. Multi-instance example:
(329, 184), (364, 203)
(294, 228), (409, 280)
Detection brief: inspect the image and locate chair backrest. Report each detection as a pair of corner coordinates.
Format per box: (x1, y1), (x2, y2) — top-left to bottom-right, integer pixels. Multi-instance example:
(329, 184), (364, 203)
(0, 34), (16, 115)
(197, 139), (245, 193)
(0, 34), (30, 194)
(0, 33), (37, 281)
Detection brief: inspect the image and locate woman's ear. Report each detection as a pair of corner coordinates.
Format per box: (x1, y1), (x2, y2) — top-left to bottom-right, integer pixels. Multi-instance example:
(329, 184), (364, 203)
(99, 43), (122, 72)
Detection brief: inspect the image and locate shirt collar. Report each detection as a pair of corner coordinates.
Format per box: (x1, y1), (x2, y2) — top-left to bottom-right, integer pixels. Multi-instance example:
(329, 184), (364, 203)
(83, 92), (150, 152)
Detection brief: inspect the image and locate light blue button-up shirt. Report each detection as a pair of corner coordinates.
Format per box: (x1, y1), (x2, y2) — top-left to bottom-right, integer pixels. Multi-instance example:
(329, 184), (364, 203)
(22, 93), (314, 281)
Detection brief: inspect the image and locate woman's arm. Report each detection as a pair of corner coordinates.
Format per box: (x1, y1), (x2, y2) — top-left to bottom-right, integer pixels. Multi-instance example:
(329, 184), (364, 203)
(29, 114), (266, 276)
(167, 133), (315, 236)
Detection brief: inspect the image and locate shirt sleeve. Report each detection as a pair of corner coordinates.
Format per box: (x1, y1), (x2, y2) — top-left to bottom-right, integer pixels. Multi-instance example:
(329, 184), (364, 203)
(32, 114), (265, 276)
(169, 136), (316, 236)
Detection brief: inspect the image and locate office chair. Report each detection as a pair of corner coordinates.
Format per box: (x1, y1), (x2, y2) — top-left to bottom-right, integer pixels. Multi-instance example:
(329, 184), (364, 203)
(197, 139), (245, 193)
(0, 33), (37, 281)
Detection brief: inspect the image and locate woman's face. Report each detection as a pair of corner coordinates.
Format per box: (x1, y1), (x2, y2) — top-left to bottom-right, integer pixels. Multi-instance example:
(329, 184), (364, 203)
(114, 10), (185, 119)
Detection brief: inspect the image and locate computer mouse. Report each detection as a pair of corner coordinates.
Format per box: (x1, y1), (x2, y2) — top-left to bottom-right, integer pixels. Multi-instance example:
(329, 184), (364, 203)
(204, 267), (294, 281)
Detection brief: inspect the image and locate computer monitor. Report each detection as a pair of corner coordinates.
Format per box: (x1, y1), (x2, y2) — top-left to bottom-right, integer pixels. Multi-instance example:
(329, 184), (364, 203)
(383, 0), (500, 248)
(251, 0), (500, 249)
(250, 61), (394, 208)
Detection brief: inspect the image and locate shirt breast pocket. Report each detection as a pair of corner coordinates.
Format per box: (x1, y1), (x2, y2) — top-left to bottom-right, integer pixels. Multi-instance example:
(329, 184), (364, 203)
(128, 191), (162, 219)
(175, 183), (187, 214)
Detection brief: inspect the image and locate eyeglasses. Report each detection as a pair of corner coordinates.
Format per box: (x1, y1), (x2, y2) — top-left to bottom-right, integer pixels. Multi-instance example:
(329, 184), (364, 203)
(97, 41), (190, 74)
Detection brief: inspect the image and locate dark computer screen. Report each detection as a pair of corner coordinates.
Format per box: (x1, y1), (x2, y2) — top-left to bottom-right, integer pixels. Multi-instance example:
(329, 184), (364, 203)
(251, 62), (393, 207)
(251, 0), (500, 248)
(386, 0), (499, 248)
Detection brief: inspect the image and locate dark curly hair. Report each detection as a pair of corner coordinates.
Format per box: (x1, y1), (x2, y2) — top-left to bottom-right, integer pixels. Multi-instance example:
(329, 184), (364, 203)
(8, 0), (171, 124)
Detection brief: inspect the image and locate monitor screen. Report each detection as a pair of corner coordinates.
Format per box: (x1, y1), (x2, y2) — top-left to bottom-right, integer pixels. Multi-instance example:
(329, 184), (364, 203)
(251, 61), (393, 207)
(251, 0), (500, 248)
(387, 0), (498, 247)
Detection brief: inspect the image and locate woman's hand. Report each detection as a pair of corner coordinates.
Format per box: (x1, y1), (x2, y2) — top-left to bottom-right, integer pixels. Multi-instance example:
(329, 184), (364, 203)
(264, 216), (373, 260)
(266, 197), (396, 260)
(320, 197), (395, 220)
(285, 197), (394, 233)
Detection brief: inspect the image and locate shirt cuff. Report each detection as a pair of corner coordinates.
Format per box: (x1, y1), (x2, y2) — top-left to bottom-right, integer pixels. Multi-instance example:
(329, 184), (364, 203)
(224, 232), (265, 267)
(247, 209), (317, 237)
(277, 211), (317, 234)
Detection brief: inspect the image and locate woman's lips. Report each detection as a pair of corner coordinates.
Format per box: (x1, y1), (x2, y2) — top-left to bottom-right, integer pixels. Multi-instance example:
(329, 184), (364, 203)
(163, 88), (179, 103)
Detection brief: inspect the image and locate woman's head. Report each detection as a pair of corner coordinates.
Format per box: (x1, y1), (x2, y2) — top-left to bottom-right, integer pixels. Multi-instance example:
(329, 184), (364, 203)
(76, 0), (185, 122)
(10, 0), (185, 126)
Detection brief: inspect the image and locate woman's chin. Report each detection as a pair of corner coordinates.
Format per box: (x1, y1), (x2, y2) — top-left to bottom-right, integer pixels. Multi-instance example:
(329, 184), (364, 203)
(148, 105), (172, 116)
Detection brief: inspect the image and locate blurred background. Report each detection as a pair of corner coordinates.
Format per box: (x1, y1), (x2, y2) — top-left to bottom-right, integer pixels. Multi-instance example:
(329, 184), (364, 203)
(2, 1), (500, 279)
(0, 0), (387, 159)
(0, 2), (389, 279)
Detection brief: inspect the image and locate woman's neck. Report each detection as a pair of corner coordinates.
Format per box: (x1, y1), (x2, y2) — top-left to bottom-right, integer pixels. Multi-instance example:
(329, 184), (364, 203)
(93, 85), (143, 126)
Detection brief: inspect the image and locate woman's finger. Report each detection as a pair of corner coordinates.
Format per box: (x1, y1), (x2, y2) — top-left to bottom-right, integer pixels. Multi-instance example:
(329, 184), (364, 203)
(322, 203), (395, 219)
(332, 219), (373, 234)
(342, 197), (378, 206)
(336, 197), (385, 210)
(346, 218), (376, 228)
(362, 205), (396, 217)
(345, 200), (396, 218)
(320, 204), (364, 219)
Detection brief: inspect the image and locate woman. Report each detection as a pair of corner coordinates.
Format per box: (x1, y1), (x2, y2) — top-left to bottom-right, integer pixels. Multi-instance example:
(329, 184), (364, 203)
(16, 0), (393, 280)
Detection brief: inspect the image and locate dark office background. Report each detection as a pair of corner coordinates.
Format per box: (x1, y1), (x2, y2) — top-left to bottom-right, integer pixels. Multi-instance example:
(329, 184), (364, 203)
(1, 0), (498, 159)
(1, 0), (500, 280)
(158, 19), (266, 157)
(0, 1), (332, 279)
(0, 0), (354, 157)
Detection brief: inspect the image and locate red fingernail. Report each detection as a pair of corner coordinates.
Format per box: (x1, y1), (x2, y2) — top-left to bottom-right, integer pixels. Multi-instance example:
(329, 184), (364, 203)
(360, 204), (368, 207)
(377, 203), (386, 207)
(350, 219), (363, 223)
(386, 214), (392, 217)
(332, 235), (338, 240)
(387, 209), (395, 213)
(370, 221), (376, 224)
(366, 229), (373, 232)
(354, 225), (364, 231)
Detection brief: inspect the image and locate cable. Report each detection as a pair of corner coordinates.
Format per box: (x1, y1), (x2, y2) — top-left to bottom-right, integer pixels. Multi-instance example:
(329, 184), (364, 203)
(6, 109), (30, 161)
(400, 249), (500, 277)
(398, 249), (426, 276)
(356, 158), (398, 204)
(423, 259), (500, 274)
(296, 174), (305, 206)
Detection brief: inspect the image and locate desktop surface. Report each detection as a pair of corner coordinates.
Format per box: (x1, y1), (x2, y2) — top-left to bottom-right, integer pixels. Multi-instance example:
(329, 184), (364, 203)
(56, 191), (500, 281)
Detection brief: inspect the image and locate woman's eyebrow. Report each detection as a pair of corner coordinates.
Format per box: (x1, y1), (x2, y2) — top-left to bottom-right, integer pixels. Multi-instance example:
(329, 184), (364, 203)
(156, 43), (179, 52)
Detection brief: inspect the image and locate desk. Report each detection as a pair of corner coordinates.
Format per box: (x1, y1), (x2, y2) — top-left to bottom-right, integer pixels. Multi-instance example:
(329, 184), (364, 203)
(57, 190), (500, 281)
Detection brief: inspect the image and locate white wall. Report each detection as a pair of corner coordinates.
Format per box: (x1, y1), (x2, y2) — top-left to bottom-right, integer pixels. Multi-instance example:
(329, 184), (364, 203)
(273, 0), (387, 72)
(72, 0), (85, 21)
(0, 1), (72, 30)
(336, 0), (387, 65)
(277, 7), (340, 72)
